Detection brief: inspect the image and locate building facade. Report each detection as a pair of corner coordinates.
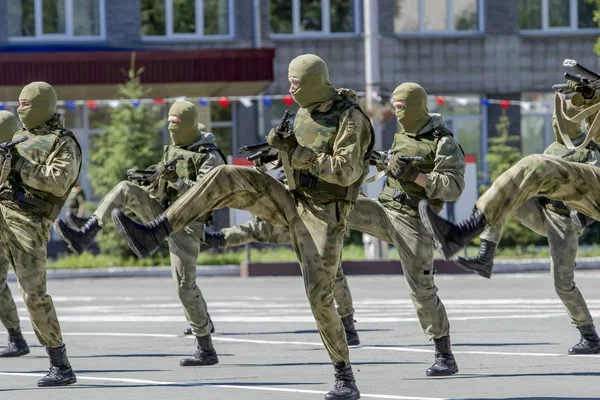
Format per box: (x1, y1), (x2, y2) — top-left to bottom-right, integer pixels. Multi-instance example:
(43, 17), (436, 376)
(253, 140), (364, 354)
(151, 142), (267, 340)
(0, 0), (598, 204)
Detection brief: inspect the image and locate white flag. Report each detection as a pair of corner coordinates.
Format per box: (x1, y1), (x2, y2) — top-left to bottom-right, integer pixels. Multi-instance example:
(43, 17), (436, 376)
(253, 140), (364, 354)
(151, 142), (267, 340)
(108, 100), (120, 108)
(239, 97), (253, 108)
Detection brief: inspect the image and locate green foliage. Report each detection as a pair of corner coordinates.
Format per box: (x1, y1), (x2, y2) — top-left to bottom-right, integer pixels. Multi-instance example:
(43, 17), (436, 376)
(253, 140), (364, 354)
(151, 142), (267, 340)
(87, 53), (165, 257)
(479, 111), (544, 248)
(589, 0), (600, 54)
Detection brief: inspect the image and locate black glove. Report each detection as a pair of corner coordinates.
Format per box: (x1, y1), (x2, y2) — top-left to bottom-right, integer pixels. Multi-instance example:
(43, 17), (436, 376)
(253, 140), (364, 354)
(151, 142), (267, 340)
(388, 155), (420, 181)
(567, 80), (596, 99)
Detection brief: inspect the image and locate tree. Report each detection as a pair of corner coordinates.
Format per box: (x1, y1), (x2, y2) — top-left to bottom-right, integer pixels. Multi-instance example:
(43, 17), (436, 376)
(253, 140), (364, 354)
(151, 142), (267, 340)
(88, 53), (165, 257)
(479, 110), (544, 248)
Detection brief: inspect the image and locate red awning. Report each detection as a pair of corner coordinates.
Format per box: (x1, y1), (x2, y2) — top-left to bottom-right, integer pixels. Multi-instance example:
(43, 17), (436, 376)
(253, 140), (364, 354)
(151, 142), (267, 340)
(0, 48), (275, 86)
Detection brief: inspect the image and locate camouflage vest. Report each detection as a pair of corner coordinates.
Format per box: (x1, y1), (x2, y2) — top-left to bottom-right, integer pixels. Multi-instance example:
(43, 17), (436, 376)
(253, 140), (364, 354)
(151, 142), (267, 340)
(538, 141), (597, 216)
(160, 142), (226, 206)
(378, 126), (453, 216)
(292, 97), (374, 202)
(4, 126), (81, 220)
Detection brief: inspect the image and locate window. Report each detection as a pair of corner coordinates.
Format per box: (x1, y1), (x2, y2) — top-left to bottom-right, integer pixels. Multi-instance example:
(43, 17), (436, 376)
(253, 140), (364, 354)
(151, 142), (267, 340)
(395, 0), (482, 34)
(520, 0), (597, 31)
(8, 0), (104, 39)
(141, 0), (232, 38)
(270, 0), (360, 36)
(210, 104), (234, 157)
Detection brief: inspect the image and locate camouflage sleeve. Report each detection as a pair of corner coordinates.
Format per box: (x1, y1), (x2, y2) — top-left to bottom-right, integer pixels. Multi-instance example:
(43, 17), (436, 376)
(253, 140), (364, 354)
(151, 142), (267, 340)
(425, 136), (465, 201)
(189, 150), (225, 186)
(14, 136), (81, 197)
(290, 108), (372, 186)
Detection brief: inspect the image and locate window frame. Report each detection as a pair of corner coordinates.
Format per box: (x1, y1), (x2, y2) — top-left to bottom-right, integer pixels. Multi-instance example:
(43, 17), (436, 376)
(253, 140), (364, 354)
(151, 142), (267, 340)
(269, 0), (362, 40)
(8, 0), (106, 42)
(141, 0), (235, 42)
(520, 0), (600, 34)
(394, 0), (485, 37)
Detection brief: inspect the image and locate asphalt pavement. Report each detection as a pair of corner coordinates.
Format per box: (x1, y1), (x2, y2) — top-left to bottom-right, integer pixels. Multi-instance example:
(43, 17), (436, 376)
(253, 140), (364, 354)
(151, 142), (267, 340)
(1, 272), (600, 400)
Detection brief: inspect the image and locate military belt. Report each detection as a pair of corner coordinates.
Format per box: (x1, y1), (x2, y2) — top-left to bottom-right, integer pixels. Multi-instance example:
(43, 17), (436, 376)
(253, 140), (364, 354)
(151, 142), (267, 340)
(0, 189), (62, 220)
(293, 171), (360, 202)
(382, 186), (421, 208)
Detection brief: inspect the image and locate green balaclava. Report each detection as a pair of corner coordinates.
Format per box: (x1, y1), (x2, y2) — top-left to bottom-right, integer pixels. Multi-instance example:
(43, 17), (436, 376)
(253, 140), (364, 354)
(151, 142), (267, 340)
(168, 101), (200, 146)
(17, 81), (57, 130)
(288, 54), (337, 109)
(0, 111), (19, 143)
(392, 82), (430, 133)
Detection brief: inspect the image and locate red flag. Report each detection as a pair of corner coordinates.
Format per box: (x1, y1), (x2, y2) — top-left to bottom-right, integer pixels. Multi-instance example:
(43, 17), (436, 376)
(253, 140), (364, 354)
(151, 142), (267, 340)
(218, 97), (230, 108)
(283, 95), (294, 106)
(86, 100), (97, 110)
(435, 96), (445, 106)
(500, 100), (511, 109)
(153, 98), (165, 104)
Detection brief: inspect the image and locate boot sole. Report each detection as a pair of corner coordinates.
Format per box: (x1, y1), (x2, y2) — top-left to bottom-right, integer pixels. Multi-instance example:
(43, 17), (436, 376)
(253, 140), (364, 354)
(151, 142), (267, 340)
(324, 391), (361, 400)
(37, 376), (77, 387)
(418, 202), (462, 259)
(426, 367), (459, 377)
(180, 358), (219, 367)
(111, 210), (153, 258)
(454, 259), (492, 279)
(568, 348), (600, 355)
(0, 348), (30, 357)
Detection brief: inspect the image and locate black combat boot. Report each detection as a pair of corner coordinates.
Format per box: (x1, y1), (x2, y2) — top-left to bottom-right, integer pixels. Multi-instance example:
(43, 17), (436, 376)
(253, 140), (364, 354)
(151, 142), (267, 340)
(111, 210), (171, 258)
(65, 213), (89, 229)
(204, 231), (226, 249)
(37, 345), (77, 387)
(454, 239), (497, 279)
(419, 201), (488, 259)
(180, 334), (219, 366)
(341, 314), (360, 346)
(569, 324), (600, 355)
(0, 328), (30, 357)
(426, 336), (459, 377)
(183, 314), (215, 335)
(55, 216), (101, 255)
(325, 362), (360, 400)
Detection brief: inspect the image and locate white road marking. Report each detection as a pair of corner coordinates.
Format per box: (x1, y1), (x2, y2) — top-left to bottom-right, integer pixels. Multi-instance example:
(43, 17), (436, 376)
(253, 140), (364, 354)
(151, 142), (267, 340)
(23, 331), (600, 359)
(0, 372), (458, 400)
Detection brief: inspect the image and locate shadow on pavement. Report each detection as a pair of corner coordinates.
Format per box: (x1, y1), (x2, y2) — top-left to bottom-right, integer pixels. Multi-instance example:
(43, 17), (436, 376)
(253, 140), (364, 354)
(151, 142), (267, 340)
(217, 328), (392, 336)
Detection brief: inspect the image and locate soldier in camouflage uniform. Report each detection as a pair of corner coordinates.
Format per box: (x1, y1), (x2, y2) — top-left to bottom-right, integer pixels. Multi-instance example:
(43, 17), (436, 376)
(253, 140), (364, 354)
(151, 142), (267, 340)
(420, 81), (600, 355)
(55, 101), (225, 366)
(111, 54), (373, 400)
(202, 214), (360, 345)
(0, 82), (81, 386)
(333, 83), (465, 377)
(0, 110), (30, 359)
(442, 113), (600, 354)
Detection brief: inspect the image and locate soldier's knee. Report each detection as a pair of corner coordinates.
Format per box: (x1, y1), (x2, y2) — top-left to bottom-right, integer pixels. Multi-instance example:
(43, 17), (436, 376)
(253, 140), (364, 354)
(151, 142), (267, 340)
(518, 154), (551, 175)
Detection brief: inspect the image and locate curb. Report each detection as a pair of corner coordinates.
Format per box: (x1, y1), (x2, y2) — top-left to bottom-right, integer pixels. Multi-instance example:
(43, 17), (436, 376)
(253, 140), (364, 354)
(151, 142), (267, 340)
(6, 258), (600, 280)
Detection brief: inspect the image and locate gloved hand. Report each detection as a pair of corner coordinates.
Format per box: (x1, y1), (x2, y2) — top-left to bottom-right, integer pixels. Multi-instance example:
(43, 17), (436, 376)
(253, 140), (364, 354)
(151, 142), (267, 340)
(388, 155), (420, 181)
(155, 161), (179, 182)
(567, 80), (596, 100)
(266, 128), (298, 154)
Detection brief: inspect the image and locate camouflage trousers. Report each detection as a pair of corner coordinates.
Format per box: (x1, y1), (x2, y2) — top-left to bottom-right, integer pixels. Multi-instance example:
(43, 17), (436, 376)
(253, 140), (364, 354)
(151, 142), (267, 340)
(0, 204), (63, 347)
(481, 198), (593, 327)
(95, 181), (212, 336)
(346, 196), (450, 340)
(165, 165), (351, 364)
(477, 154), (600, 224)
(221, 218), (355, 318)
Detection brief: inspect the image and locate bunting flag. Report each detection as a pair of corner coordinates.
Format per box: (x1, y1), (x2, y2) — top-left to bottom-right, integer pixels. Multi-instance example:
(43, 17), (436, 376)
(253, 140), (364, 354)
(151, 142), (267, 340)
(238, 97), (253, 108)
(0, 93), (554, 111)
(283, 95), (294, 106)
(218, 97), (230, 108)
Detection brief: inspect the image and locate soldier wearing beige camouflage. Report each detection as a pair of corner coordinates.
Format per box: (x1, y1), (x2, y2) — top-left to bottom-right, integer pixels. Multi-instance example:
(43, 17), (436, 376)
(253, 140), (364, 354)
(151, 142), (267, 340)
(0, 110), (29, 359)
(0, 83), (82, 387)
(110, 54), (373, 400)
(420, 81), (600, 355)
(331, 83), (465, 377)
(202, 215), (360, 345)
(55, 101), (225, 367)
